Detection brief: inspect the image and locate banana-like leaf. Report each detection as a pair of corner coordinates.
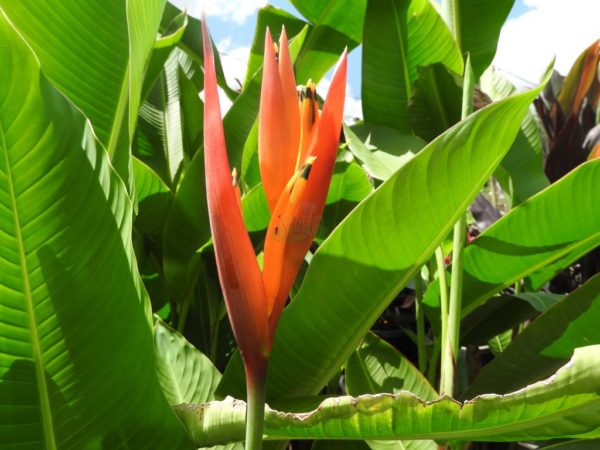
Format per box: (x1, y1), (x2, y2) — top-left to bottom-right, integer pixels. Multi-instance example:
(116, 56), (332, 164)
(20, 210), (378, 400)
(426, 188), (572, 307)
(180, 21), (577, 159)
(446, 0), (514, 78)
(362, 0), (462, 132)
(133, 157), (171, 237)
(0, 17), (190, 449)
(345, 333), (438, 450)
(465, 275), (600, 397)
(344, 124), (426, 181)
(134, 49), (188, 185)
(217, 72), (547, 399)
(162, 148), (210, 302)
(179, 345), (600, 446)
(0, 0), (166, 184)
(409, 63), (462, 141)
(423, 159), (600, 313)
(459, 159), (600, 314)
(480, 66), (547, 206)
(243, 6), (307, 88)
(289, 0), (365, 83)
(154, 320), (221, 406)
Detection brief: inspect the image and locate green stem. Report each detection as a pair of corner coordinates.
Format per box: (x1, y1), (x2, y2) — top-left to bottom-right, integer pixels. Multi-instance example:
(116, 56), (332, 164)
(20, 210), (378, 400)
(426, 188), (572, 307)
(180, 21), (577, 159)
(489, 177), (498, 209)
(441, 54), (474, 398)
(427, 337), (441, 386)
(435, 247), (451, 395)
(414, 273), (427, 373)
(245, 364), (267, 450)
(444, 215), (466, 396)
(177, 293), (192, 333)
(514, 279), (522, 294)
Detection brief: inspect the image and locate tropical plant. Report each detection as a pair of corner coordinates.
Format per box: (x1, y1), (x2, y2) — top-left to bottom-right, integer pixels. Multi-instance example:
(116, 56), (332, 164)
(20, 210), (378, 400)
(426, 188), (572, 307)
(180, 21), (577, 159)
(0, 0), (598, 450)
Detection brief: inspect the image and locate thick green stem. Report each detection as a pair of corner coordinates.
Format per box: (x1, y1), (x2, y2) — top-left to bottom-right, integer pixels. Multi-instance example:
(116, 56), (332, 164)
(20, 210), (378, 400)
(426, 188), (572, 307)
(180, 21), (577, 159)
(440, 55), (474, 398)
(244, 362), (267, 450)
(444, 215), (466, 396)
(435, 247), (451, 395)
(414, 273), (427, 373)
(427, 337), (441, 386)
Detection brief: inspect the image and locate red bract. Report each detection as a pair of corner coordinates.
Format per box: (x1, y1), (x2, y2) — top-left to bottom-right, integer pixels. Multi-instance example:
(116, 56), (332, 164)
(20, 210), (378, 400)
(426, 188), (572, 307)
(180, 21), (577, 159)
(202, 21), (347, 376)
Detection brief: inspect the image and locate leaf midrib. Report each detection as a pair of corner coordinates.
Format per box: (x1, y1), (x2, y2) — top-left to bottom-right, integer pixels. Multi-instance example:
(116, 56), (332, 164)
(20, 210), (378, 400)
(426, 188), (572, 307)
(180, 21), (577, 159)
(1, 122), (57, 450)
(107, 60), (130, 158)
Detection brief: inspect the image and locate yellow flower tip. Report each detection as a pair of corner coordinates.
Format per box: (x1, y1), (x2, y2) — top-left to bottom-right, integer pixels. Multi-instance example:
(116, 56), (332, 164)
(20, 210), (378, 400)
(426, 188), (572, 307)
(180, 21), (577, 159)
(231, 167), (239, 186)
(300, 80), (317, 101)
(273, 42), (279, 60)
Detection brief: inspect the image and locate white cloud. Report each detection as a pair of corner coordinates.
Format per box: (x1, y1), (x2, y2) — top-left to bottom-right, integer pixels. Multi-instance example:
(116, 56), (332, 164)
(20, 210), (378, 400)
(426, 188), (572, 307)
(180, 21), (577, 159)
(168, 0), (266, 24)
(218, 38), (250, 90)
(317, 78), (363, 122)
(493, 0), (600, 83)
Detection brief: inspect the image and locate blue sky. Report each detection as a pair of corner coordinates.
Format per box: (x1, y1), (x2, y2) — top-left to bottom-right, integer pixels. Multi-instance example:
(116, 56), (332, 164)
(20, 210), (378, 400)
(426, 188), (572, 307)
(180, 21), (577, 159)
(172, 0), (600, 117)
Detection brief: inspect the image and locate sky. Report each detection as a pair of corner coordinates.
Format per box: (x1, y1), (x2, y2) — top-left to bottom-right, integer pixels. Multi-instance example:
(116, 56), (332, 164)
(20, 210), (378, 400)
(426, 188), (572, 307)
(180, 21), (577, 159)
(170, 0), (600, 117)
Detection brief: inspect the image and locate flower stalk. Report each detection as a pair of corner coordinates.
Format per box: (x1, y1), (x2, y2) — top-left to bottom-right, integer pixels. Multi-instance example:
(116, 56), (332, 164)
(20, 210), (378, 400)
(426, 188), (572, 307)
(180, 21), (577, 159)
(202, 18), (347, 450)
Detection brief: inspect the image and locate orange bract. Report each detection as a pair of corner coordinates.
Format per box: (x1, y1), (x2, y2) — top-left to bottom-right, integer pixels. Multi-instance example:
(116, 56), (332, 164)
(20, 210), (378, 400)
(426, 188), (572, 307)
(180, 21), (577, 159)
(202, 19), (347, 369)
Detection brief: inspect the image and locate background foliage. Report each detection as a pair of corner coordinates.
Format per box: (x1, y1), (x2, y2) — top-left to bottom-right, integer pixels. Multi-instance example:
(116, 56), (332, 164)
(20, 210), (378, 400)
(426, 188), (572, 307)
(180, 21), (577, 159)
(0, 0), (598, 449)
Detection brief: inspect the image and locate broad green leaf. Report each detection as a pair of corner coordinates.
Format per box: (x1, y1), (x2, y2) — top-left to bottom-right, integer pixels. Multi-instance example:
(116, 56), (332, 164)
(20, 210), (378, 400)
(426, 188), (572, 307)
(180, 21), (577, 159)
(127, 0), (167, 138)
(445, 0), (514, 78)
(179, 67), (204, 159)
(517, 291), (563, 312)
(218, 74), (546, 399)
(287, 0), (365, 83)
(162, 148), (210, 301)
(135, 49), (187, 185)
(160, 3), (232, 97)
(480, 66), (548, 206)
(179, 345), (600, 445)
(488, 329), (513, 355)
(409, 64), (462, 141)
(133, 157), (172, 237)
(465, 275), (600, 397)
(0, 0), (166, 184)
(345, 124), (426, 180)
(346, 333), (438, 450)
(243, 6), (307, 87)
(154, 320), (221, 405)
(460, 294), (538, 345)
(459, 159), (600, 314)
(289, 0), (365, 44)
(346, 333), (437, 399)
(362, 0), (462, 132)
(241, 119), (261, 188)
(325, 162), (373, 204)
(242, 183), (271, 233)
(0, 18), (189, 448)
(293, 1), (365, 83)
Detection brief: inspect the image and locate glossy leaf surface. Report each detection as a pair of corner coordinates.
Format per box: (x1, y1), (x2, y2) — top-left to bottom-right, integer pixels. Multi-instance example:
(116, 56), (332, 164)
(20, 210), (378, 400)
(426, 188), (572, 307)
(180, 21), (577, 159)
(180, 346), (600, 445)
(0, 17), (190, 449)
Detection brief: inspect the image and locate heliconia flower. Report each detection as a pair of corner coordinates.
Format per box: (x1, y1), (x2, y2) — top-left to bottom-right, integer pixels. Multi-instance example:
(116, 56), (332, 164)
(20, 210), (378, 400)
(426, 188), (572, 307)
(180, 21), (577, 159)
(202, 20), (347, 376)
(261, 29), (347, 340)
